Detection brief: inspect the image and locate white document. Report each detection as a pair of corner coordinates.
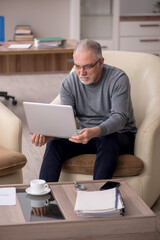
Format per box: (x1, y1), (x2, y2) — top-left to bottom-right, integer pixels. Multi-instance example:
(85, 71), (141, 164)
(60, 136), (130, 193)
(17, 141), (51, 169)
(34, 42), (58, 47)
(74, 188), (124, 217)
(75, 188), (117, 212)
(0, 187), (16, 205)
(8, 44), (32, 49)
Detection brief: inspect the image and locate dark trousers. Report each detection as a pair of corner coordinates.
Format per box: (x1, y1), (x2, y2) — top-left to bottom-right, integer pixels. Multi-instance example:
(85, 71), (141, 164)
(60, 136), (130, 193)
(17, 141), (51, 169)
(39, 132), (135, 182)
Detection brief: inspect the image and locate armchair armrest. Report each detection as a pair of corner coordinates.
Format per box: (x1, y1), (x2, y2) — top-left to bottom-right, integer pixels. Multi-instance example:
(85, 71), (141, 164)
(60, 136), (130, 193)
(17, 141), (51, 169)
(51, 95), (61, 105)
(0, 102), (22, 152)
(134, 100), (160, 175)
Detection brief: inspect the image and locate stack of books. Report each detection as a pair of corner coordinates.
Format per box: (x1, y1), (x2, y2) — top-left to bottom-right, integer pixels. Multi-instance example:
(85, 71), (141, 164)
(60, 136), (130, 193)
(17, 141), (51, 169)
(34, 37), (66, 48)
(74, 187), (124, 217)
(14, 25), (34, 41)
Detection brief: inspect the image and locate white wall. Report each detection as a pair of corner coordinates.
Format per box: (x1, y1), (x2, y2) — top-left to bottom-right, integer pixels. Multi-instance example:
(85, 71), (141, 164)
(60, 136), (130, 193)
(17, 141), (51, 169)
(0, 0), (70, 41)
(0, 0), (157, 41)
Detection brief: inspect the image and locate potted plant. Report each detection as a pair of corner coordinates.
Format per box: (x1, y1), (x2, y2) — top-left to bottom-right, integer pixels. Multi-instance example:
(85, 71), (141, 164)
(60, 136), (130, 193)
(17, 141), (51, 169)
(153, 0), (160, 13)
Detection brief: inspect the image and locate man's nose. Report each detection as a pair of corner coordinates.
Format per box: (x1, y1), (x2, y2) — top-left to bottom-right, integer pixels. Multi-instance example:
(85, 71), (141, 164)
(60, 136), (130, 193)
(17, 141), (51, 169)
(80, 67), (87, 75)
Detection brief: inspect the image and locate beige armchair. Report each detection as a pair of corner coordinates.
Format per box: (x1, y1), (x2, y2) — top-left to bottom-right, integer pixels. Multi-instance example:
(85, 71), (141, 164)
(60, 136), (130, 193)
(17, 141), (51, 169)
(51, 51), (160, 207)
(0, 102), (27, 184)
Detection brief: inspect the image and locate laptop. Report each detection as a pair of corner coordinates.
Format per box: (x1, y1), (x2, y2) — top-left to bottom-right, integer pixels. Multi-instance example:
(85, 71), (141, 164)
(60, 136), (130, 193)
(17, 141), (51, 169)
(23, 102), (78, 138)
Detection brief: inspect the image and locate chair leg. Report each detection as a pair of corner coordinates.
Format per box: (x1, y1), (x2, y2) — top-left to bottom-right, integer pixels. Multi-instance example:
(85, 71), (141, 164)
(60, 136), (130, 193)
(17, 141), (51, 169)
(0, 92), (17, 105)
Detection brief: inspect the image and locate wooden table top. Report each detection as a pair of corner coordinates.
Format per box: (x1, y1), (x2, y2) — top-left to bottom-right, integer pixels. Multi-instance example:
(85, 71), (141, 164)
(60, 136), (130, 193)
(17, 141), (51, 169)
(0, 39), (77, 55)
(0, 180), (156, 240)
(0, 179), (155, 224)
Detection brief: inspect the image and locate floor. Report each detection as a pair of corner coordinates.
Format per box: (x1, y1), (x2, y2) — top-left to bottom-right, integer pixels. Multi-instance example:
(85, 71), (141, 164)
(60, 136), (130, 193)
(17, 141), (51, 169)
(0, 72), (160, 239)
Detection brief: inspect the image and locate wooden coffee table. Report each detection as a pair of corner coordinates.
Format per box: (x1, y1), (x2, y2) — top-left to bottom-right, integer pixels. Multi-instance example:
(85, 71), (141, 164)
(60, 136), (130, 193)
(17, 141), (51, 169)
(0, 179), (155, 240)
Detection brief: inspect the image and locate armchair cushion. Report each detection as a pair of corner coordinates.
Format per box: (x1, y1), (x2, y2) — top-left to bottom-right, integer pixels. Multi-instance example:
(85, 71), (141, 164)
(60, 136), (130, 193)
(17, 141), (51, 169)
(0, 146), (27, 177)
(62, 154), (144, 177)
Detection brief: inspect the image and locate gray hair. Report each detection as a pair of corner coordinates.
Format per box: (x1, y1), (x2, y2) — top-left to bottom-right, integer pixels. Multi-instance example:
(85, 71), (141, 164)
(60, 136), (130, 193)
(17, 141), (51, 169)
(73, 39), (102, 59)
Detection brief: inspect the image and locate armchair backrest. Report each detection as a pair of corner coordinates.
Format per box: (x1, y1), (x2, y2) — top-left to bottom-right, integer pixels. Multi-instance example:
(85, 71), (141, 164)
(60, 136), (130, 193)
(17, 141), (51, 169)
(102, 51), (160, 128)
(52, 51), (160, 130)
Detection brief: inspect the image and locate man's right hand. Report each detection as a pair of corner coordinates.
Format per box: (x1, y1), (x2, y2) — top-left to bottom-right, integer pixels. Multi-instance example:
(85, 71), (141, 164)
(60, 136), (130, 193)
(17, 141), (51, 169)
(31, 133), (54, 147)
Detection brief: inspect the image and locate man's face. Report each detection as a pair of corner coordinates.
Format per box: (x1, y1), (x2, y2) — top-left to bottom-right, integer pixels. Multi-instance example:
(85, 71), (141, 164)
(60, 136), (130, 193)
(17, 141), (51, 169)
(73, 49), (104, 85)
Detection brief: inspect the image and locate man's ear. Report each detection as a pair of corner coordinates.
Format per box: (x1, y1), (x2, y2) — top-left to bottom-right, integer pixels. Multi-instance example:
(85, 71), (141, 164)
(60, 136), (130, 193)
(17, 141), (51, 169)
(100, 57), (104, 68)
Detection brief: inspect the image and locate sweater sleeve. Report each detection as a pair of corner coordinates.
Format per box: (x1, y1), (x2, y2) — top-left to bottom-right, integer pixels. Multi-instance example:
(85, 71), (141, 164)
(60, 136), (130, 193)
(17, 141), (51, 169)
(60, 76), (75, 107)
(99, 74), (131, 136)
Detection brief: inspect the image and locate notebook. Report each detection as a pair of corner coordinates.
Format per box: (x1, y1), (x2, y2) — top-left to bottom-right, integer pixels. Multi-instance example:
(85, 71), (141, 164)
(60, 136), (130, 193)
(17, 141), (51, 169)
(23, 102), (78, 138)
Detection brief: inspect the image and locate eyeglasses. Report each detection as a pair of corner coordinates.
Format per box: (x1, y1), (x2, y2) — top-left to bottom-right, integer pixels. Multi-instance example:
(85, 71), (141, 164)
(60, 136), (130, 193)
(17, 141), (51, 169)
(74, 58), (101, 71)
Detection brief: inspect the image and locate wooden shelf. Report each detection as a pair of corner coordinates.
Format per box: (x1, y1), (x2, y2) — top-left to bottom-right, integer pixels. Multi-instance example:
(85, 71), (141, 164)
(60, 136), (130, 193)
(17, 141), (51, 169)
(0, 40), (77, 74)
(120, 15), (160, 21)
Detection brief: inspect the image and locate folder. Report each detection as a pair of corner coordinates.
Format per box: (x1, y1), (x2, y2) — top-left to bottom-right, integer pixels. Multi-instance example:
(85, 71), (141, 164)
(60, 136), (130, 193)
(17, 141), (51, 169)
(0, 16), (4, 42)
(74, 187), (124, 217)
(34, 37), (66, 48)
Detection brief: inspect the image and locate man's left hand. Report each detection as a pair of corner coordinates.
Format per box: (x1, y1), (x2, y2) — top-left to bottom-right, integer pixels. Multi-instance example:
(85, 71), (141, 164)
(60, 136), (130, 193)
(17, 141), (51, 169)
(69, 126), (101, 144)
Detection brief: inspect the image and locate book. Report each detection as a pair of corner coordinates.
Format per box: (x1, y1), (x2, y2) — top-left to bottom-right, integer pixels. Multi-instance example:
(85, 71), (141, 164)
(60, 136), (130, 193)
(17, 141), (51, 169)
(74, 187), (124, 217)
(15, 25), (32, 34)
(34, 37), (66, 48)
(14, 34), (34, 41)
(0, 16), (4, 41)
(14, 25), (34, 41)
(34, 37), (66, 42)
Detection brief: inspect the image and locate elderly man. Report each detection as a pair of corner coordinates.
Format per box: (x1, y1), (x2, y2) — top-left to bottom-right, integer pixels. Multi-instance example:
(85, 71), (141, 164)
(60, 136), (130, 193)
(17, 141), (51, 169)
(31, 39), (137, 182)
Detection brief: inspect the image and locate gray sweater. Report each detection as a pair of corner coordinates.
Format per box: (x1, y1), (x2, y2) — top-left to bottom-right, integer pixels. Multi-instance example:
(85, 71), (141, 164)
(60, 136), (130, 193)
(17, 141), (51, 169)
(60, 64), (137, 136)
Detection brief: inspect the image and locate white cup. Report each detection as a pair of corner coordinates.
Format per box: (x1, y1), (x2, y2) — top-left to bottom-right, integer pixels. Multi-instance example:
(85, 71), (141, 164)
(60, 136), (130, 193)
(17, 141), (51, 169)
(30, 179), (48, 194)
(31, 199), (49, 208)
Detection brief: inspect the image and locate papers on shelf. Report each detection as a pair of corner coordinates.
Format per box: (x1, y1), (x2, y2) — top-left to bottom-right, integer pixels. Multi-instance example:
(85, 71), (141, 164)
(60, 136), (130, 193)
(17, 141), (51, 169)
(0, 187), (16, 205)
(34, 37), (66, 48)
(74, 187), (124, 217)
(34, 42), (59, 48)
(8, 44), (32, 49)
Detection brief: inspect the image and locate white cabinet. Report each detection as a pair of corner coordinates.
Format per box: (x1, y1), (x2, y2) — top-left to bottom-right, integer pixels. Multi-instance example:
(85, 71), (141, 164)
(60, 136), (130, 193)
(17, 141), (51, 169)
(70, 0), (160, 54)
(119, 15), (160, 55)
(80, 0), (112, 40)
(69, 0), (119, 50)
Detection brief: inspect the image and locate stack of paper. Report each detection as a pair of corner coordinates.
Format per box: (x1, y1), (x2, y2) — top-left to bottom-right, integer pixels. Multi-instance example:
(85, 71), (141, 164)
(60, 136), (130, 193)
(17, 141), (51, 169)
(74, 187), (124, 217)
(34, 37), (66, 48)
(0, 187), (16, 206)
(8, 44), (32, 49)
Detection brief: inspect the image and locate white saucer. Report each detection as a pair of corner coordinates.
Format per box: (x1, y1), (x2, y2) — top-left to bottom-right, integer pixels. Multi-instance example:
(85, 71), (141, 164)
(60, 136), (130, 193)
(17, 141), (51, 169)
(25, 187), (51, 196)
